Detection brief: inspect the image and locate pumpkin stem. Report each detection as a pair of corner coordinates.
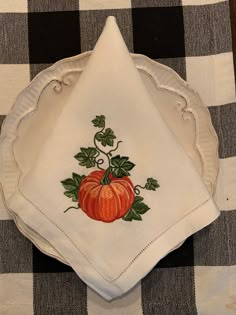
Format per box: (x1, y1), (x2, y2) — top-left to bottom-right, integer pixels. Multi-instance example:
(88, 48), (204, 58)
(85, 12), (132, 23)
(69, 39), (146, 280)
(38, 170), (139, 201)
(101, 167), (111, 185)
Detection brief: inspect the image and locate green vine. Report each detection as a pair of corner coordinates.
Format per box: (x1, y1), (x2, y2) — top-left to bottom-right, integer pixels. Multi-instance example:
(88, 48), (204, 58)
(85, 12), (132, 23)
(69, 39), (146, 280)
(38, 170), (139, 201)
(93, 126), (111, 184)
(73, 116), (135, 181)
(134, 185), (146, 195)
(64, 204), (80, 213)
(134, 178), (160, 195)
(93, 128), (123, 184)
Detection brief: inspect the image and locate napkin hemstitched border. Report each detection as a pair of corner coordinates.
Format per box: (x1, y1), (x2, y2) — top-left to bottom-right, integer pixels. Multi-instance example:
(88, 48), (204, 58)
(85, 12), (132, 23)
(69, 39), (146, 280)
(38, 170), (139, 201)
(112, 198), (210, 281)
(7, 185), (220, 299)
(17, 186), (216, 282)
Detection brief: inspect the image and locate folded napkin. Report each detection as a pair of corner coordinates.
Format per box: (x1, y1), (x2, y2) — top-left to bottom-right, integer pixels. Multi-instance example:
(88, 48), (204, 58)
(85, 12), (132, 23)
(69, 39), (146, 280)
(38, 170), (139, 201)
(7, 16), (220, 300)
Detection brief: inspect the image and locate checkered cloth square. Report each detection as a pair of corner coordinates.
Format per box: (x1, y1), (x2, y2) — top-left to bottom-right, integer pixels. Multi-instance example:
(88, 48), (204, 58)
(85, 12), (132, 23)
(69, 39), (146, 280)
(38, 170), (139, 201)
(0, 1), (235, 314)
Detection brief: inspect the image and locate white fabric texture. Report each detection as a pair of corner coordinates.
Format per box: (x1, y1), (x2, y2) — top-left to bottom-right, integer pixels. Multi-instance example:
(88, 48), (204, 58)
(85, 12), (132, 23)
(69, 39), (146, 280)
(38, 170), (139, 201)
(6, 17), (220, 300)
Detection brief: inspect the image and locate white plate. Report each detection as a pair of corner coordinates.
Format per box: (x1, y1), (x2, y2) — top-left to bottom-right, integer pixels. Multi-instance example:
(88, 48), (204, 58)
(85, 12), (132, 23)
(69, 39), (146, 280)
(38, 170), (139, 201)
(0, 52), (219, 264)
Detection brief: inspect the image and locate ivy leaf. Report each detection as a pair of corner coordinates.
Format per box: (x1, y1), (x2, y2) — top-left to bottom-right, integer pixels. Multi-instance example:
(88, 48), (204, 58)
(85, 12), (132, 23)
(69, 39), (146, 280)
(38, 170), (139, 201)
(92, 115), (105, 128)
(122, 196), (150, 221)
(72, 173), (85, 186)
(64, 191), (78, 202)
(61, 173), (85, 202)
(61, 178), (76, 191)
(74, 147), (98, 168)
(132, 196), (150, 214)
(145, 178), (160, 191)
(111, 155), (135, 178)
(122, 209), (142, 221)
(95, 128), (116, 147)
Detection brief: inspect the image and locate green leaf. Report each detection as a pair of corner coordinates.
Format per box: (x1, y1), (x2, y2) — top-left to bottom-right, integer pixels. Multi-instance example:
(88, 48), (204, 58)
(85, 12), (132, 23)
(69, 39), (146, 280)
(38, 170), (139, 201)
(111, 155), (135, 178)
(64, 191), (78, 202)
(122, 196), (150, 221)
(92, 115), (105, 128)
(72, 173), (85, 186)
(132, 196), (150, 214)
(61, 173), (85, 202)
(145, 178), (160, 191)
(122, 209), (142, 221)
(95, 128), (116, 147)
(61, 178), (77, 191)
(74, 147), (98, 168)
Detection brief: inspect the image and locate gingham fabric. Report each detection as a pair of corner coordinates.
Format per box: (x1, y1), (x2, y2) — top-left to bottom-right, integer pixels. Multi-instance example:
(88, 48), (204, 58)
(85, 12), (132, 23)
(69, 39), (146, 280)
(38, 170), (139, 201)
(0, 1), (235, 314)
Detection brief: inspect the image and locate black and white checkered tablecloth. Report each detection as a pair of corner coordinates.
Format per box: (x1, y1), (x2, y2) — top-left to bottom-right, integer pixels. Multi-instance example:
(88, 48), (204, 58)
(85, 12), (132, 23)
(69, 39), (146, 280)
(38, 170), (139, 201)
(0, 1), (236, 314)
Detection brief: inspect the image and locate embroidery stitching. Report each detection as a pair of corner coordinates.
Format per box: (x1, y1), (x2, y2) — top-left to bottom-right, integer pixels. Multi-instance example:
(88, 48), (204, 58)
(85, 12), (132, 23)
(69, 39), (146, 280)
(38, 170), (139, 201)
(61, 115), (160, 222)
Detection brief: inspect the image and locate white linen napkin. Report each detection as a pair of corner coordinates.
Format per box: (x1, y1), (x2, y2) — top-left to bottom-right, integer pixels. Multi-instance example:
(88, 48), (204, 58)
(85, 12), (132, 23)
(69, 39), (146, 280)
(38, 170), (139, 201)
(7, 16), (220, 300)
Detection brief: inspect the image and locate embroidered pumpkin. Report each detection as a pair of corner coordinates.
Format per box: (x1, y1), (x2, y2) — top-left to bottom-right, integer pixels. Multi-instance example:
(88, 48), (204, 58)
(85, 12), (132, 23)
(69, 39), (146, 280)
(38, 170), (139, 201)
(62, 115), (160, 222)
(79, 170), (135, 222)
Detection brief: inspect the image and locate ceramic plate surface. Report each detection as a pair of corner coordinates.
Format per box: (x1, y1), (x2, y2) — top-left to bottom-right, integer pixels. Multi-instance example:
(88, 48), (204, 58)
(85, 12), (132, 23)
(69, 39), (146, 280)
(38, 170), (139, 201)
(0, 52), (219, 264)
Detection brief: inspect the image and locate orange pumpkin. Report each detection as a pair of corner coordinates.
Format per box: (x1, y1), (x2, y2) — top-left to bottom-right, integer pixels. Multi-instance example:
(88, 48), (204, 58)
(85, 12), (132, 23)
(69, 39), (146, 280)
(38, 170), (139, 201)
(79, 170), (135, 222)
